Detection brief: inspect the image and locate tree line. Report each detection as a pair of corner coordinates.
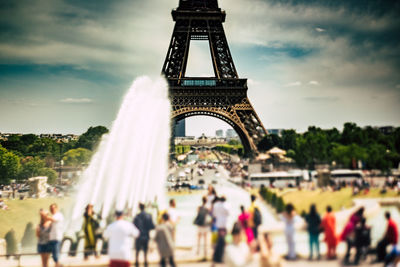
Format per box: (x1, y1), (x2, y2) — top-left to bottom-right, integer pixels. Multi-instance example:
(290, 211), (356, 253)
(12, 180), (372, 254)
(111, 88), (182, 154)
(257, 123), (400, 171)
(0, 126), (108, 184)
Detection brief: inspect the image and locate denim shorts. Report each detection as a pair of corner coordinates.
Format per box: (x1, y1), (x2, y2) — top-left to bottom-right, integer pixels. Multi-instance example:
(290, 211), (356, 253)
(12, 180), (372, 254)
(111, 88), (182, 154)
(37, 243), (51, 253)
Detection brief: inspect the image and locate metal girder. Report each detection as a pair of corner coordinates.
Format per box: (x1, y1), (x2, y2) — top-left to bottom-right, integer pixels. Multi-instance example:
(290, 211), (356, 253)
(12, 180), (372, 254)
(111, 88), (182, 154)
(162, 0), (267, 156)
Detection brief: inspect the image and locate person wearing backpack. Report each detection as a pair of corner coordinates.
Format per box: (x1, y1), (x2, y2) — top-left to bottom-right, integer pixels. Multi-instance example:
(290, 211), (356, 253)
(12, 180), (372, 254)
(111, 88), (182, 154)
(194, 196), (209, 260)
(249, 194), (262, 239)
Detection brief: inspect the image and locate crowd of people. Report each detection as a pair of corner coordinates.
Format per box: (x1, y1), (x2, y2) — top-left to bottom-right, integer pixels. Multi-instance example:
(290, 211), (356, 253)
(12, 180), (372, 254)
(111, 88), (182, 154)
(31, 185), (400, 267)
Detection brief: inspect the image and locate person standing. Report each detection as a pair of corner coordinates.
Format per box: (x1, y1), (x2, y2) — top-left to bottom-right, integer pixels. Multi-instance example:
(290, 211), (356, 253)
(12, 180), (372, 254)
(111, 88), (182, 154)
(248, 194), (262, 239)
(83, 204), (100, 260)
(212, 196), (230, 266)
(154, 213), (176, 267)
(280, 203), (297, 260)
(37, 209), (51, 267)
(305, 204), (321, 260)
(224, 223), (252, 267)
(353, 217), (371, 265)
(167, 199), (180, 241)
(194, 196), (209, 259)
(133, 203), (155, 267)
(103, 210), (139, 267)
(47, 203), (64, 267)
(376, 211), (399, 262)
(321, 206), (337, 259)
(238, 205), (254, 245)
(341, 207), (364, 264)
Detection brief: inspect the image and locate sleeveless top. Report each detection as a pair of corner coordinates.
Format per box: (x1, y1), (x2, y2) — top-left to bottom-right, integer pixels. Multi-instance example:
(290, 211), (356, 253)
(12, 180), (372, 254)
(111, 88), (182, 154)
(38, 224), (51, 244)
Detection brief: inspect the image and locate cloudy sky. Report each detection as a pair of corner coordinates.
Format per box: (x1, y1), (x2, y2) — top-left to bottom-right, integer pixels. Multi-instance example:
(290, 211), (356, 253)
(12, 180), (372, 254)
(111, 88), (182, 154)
(0, 0), (399, 136)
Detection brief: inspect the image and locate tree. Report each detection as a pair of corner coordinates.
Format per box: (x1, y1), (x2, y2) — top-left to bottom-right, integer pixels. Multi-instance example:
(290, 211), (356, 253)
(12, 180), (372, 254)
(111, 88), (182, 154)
(19, 157), (46, 180)
(62, 148), (93, 167)
(257, 134), (282, 152)
(75, 126), (109, 151)
(341, 122), (364, 145)
(366, 144), (391, 171)
(331, 143), (367, 169)
(0, 145), (21, 184)
(28, 138), (59, 159)
(38, 168), (58, 185)
(294, 127), (329, 169)
(281, 130), (297, 151)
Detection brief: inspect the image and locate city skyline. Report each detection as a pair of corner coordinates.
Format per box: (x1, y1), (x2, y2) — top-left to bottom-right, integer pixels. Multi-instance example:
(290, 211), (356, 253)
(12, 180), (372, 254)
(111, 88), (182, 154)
(0, 0), (399, 135)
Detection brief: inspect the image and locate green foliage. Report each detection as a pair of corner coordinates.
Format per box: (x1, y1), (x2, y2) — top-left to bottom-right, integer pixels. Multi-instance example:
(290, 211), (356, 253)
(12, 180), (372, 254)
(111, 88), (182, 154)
(21, 222), (36, 248)
(0, 145), (21, 184)
(28, 138), (60, 159)
(257, 134), (281, 152)
(174, 145), (190, 155)
(276, 197), (285, 213)
(332, 143), (367, 168)
(38, 168), (58, 185)
(19, 157), (46, 180)
(62, 148), (92, 166)
(5, 229), (17, 255)
(215, 144), (244, 156)
(281, 130), (298, 151)
(228, 139), (241, 146)
(259, 188), (286, 213)
(76, 126), (109, 151)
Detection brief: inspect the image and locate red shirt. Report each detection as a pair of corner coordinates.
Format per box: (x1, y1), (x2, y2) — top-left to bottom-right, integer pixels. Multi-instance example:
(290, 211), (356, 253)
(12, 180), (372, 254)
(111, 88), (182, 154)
(386, 219), (399, 245)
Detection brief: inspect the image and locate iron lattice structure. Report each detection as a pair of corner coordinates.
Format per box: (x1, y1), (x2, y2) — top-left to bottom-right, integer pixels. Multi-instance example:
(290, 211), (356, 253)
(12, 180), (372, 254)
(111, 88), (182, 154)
(162, 0), (267, 155)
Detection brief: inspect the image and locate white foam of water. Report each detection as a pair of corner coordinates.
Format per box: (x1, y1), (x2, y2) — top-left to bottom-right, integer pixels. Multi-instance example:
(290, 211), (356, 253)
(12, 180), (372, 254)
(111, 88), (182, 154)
(70, 76), (171, 226)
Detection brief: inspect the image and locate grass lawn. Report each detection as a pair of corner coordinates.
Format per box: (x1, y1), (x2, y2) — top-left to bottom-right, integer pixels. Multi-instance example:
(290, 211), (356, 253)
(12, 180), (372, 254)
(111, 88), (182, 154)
(271, 187), (398, 214)
(0, 197), (71, 242)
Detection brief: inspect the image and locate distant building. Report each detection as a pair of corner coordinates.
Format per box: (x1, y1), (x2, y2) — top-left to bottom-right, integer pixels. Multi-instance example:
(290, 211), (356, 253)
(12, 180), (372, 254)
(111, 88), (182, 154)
(174, 119), (186, 137)
(216, 129), (224, 137)
(266, 129), (284, 136)
(226, 129), (237, 138)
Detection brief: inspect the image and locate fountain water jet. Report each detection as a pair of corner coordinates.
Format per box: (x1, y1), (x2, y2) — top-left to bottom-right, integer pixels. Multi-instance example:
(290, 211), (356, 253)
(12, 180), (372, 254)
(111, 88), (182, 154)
(70, 76), (171, 227)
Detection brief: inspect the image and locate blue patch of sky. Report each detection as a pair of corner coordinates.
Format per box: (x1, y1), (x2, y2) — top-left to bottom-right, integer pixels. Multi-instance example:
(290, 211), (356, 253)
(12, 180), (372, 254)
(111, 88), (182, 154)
(231, 43), (316, 76)
(0, 64), (124, 86)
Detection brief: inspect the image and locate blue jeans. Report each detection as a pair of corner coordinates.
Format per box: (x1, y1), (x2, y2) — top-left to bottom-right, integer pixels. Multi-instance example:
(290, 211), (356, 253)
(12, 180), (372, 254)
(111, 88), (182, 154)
(48, 240), (61, 263)
(309, 233), (320, 258)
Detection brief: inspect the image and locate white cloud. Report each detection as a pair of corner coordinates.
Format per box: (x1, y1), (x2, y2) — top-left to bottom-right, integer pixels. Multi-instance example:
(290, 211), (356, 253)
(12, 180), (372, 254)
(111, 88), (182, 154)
(309, 80), (319, 85)
(60, 98), (93, 104)
(285, 81), (302, 87)
(315, 27), (326, 32)
(247, 79), (260, 86)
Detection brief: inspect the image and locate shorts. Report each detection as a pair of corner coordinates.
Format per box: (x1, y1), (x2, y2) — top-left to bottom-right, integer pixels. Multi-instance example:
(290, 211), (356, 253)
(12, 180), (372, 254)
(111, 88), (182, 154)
(110, 259), (130, 267)
(37, 243), (51, 253)
(135, 238), (149, 252)
(198, 226), (208, 235)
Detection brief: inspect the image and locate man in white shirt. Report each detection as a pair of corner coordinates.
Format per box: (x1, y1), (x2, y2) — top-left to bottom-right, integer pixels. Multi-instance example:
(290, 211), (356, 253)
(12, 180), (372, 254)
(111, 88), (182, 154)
(48, 203), (64, 267)
(212, 196), (230, 265)
(103, 210), (139, 267)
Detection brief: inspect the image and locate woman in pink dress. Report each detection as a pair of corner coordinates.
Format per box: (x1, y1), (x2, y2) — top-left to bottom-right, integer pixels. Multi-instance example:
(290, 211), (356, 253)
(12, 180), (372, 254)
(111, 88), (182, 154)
(238, 205), (254, 244)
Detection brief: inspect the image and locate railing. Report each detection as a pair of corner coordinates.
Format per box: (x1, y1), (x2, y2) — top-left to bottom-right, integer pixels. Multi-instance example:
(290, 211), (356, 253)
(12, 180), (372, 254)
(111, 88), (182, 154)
(168, 78), (247, 88)
(0, 249), (103, 267)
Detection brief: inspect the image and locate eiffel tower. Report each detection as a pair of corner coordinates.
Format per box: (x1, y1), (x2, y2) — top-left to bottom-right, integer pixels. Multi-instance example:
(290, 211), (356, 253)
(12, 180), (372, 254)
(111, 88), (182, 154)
(162, 0), (267, 156)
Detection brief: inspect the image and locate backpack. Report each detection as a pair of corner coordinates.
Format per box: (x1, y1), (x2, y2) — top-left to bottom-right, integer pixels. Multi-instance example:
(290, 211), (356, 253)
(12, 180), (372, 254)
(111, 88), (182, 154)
(253, 207), (262, 226)
(194, 206), (208, 226)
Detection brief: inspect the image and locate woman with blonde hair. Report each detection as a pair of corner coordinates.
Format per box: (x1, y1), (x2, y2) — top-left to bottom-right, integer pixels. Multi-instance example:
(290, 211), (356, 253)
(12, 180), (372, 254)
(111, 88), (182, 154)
(36, 209), (51, 267)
